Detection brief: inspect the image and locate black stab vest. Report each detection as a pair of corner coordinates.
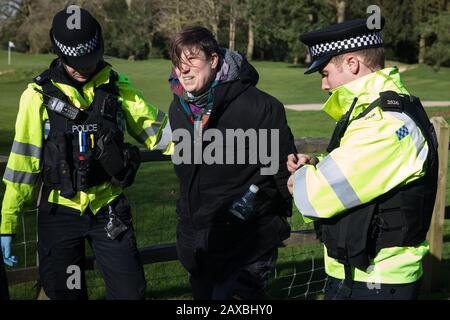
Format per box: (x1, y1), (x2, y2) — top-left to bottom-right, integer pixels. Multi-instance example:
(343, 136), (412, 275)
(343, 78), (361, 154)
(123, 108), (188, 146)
(34, 69), (124, 198)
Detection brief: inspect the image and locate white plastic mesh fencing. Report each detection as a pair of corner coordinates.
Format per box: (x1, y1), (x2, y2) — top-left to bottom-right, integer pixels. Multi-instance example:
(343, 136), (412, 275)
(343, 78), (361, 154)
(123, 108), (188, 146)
(8, 206), (328, 300)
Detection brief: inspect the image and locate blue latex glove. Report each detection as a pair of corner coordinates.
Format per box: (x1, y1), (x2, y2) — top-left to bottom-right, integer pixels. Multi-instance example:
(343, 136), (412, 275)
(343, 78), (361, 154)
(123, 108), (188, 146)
(1, 236), (18, 267)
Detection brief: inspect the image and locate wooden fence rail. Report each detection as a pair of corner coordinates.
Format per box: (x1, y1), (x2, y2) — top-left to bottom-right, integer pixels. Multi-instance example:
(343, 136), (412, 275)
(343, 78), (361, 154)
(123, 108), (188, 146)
(7, 230), (321, 287)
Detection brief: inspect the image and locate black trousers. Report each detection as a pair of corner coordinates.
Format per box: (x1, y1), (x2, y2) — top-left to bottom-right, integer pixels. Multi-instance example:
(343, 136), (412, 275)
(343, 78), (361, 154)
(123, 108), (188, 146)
(0, 245), (10, 300)
(37, 191), (146, 300)
(324, 276), (422, 300)
(190, 248), (278, 300)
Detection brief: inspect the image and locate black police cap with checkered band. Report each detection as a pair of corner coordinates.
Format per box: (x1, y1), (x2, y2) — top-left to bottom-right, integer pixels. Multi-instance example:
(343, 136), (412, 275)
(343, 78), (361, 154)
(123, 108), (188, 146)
(50, 7), (104, 70)
(299, 17), (385, 74)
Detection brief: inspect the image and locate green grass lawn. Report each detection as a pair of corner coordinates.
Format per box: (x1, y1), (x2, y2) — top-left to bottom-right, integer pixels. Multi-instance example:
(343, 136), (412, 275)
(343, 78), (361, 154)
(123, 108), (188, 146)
(1, 50), (450, 299)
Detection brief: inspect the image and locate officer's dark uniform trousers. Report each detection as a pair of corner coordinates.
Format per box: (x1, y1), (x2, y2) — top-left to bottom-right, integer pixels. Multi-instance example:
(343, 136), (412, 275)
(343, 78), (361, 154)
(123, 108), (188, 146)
(37, 187), (146, 299)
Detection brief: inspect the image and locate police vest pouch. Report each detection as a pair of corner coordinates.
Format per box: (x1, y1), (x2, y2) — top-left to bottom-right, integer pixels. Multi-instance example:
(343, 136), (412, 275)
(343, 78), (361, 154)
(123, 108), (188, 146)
(74, 150), (93, 191)
(42, 140), (61, 185)
(59, 160), (76, 198)
(96, 130), (126, 177)
(110, 143), (141, 188)
(42, 132), (76, 198)
(316, 203), (377, 271)
(100, 94), (119, 120)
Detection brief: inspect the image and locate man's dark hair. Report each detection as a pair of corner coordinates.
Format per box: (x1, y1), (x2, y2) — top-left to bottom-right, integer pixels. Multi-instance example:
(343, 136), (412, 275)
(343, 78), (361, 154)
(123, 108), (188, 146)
(169, 26), (219, 68)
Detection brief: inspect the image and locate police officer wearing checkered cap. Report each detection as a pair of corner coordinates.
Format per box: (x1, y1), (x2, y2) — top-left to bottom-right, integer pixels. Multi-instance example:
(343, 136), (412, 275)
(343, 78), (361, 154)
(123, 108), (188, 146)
(287, 18), (439, 299)
(1, 7), (173, 299)
(50, 7), (104, 72)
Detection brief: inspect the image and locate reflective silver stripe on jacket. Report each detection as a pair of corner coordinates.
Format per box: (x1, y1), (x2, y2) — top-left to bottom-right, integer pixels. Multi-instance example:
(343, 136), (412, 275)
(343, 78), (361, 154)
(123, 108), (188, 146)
(11, 141), (42, 159)
(3, 167), (39, 185)
(293, 166), (319, 217)
(317, 156), (362, 209)
(138, 111), (166, 143)
(155, 121), (172, 150)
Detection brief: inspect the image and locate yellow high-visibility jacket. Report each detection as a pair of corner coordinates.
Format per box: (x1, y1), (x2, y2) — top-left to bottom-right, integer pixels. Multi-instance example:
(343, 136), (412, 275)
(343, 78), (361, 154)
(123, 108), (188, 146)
(1, 64), (173, 235)
(293, 67), (429, 284)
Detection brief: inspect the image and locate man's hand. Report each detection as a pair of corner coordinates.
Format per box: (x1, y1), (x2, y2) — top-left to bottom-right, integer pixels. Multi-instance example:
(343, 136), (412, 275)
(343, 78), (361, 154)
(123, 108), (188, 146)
(287, 153), (319, 174)
(1, 236), (18, 267)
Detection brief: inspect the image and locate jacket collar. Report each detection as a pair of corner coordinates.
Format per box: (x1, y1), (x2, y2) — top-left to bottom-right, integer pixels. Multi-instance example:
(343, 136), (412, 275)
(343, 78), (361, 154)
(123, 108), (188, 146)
(322, 67), (409, 121)
(49, 59), (112, 110)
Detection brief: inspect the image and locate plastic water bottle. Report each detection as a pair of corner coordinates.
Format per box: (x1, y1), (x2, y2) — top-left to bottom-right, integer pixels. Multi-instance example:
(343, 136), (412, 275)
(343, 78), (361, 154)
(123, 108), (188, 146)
(229, 184), (259, 220)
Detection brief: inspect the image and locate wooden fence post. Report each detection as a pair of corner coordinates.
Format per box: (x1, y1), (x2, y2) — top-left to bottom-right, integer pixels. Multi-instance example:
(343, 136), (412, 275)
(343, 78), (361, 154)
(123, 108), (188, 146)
(423, 117), (449, 293)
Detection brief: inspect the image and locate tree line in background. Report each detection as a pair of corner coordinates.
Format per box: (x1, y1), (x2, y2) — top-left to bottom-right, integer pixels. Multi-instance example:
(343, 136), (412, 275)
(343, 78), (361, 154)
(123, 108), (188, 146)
(0, 0), (449, 68)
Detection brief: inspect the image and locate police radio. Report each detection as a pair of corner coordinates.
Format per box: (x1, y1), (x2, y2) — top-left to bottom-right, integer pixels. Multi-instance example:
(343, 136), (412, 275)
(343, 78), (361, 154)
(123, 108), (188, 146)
(34, 88), (80, 120)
